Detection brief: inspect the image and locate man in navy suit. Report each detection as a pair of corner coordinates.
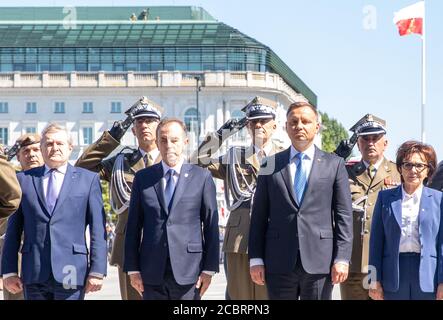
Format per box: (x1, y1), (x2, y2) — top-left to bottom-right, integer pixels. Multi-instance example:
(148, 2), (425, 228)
(124, 118), (219, 300)
(1, 123), (107, 300)
(249, 102), (353, 300)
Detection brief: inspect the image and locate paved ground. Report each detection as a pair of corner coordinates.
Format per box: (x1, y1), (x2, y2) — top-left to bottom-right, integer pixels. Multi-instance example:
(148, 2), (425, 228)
(0, 262), (341, 300)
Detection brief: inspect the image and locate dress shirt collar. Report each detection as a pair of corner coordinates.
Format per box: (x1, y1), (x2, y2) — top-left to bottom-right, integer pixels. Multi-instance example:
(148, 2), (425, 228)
(401, 184), (423, 202)
(363, 158), (384, 171)
(253, 143), (273, 157)
(44, 163), (68, 175)
(161, 158), (184, 176)
(139, 148), (159, 162)
(289, 143), (316, 162)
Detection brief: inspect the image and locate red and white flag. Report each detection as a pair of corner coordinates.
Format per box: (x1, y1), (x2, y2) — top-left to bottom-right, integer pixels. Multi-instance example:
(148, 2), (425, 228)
(393, 1), (424, 36)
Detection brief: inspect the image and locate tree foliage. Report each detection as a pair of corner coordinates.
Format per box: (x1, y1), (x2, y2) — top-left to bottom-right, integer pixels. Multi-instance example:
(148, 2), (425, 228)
(320, 112), (349, 153)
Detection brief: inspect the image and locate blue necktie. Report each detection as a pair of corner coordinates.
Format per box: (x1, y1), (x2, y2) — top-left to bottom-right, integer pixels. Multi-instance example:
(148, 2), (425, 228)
(294, 153), (307, 204)
(164, 169), (176, 210)
(46, 169), (58, 213)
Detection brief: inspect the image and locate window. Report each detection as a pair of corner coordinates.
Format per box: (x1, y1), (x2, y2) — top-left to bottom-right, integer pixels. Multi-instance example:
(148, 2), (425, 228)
(82, 127), (93, 145)
(111, 102), (122, 113)
(184, 108), (201, 134)
(25, 127), (37, 134)
(82, 102), (93, 113)
(0, 127), (8, 145)
(0, 102), (8, 113)
(54, 102), (65, 113)
(26, 102), (37, 113)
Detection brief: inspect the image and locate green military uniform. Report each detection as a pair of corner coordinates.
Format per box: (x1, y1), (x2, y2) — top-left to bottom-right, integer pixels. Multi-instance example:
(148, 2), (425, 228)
(191, 96), (284, 300)
(0, 155), (23, 300)
(0, 155), (21, 220)
(339, 115), (401, 300)
(75, 98), (162, 300)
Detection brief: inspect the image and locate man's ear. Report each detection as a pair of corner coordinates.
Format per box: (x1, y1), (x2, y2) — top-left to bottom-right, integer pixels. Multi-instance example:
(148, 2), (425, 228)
(131, 127), (136, 136)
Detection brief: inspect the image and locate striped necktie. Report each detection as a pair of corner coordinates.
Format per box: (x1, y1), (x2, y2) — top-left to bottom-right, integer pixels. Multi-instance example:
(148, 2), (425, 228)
(293, 153), (307, 204)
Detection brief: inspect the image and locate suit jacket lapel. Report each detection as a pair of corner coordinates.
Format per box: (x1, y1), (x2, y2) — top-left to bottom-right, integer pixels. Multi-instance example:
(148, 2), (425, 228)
(355, 161), (372, 187)
(245, 145), (260, 172)
(32, 166), (51, 217)
(390, 186), (403, 228)
(130, 150), (145, 173)
(371, 158), (389, 187)
(418, 187), (432, 238)
(169, 164), (191, 215)
(52, 164), (76, 216)
(153, 164), (167, 214)
(278, 148), (298, 207)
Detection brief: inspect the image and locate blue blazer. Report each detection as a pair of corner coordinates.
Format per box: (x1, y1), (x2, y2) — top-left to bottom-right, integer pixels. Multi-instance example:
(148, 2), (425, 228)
(369, 185), (443, 292)
(1, 164), (107, 286)
(248, 147), (353, 274)
(123, 163), (219, 286)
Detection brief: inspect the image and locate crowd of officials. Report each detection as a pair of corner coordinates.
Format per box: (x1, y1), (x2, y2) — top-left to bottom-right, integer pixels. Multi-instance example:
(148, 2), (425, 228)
(1, 96), (443, 300)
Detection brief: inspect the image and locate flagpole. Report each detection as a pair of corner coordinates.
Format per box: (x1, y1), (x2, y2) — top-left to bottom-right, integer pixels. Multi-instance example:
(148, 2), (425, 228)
(421, 0), (426, 142)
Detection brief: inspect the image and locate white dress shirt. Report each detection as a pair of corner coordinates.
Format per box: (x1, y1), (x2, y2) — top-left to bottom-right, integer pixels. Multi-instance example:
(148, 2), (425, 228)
(253, 143), (273, 163)
(42, 164), (67, 200)
(399, 185), (422, 253)
(129, 158), (215, 276)
(362, 158), (383, 176)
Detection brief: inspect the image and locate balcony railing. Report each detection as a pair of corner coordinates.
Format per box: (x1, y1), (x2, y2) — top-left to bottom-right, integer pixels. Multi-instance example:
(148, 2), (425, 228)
(0, 70), (303, 101)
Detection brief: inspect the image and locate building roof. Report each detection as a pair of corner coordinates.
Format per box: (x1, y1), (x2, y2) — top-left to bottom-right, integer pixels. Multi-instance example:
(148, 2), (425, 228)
(0, 6), (317, 106)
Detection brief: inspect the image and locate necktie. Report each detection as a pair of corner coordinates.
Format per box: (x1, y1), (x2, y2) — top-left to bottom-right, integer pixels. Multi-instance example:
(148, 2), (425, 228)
(46, 169), (58, 213)
(368, 164), (376, 179)
(257, 149), (266, 164)
(144, 154), (153, 167)
(294, 153), (307, 204)
(164, 169), (176, 210)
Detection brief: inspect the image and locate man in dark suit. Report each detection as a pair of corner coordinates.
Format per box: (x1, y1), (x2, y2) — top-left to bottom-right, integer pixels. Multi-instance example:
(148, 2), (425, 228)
(124, 118), (219, 300)
(249, 101), (353, 300)
(1, 123), (107, 300)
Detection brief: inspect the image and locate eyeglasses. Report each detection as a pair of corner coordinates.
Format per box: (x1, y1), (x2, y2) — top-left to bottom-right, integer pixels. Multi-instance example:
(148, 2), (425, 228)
(401, 162), (429, 172)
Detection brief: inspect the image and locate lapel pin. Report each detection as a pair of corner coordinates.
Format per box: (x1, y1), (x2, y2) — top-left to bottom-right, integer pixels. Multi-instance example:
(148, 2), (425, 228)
(185, 173), (189, 178)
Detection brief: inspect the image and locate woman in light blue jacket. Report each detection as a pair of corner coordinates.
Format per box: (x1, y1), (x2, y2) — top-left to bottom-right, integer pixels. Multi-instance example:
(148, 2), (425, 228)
(369, 141), (443, 300)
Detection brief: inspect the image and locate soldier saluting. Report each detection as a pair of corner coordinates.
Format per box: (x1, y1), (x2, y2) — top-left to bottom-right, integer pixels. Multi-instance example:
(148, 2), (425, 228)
(336, 114), (401, 300)
(75, 97), (162, 300)
(191, 96), (285, 300)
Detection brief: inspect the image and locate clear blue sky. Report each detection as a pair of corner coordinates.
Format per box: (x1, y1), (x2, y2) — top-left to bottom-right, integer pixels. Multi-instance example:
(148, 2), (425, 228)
(2, 0), (442, 161)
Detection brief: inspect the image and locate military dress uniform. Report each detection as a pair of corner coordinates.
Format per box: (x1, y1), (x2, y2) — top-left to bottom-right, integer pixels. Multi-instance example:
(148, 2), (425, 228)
(339, 115), (401, 300)
(191, 97), (284, 300)
(75, 99), (162, 300)
(0, 155), (21, 220)
(1, 134), (42, 300)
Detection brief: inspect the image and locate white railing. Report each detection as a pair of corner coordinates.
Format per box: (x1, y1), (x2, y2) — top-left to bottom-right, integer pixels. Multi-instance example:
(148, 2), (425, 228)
(0, 71), (301, 101)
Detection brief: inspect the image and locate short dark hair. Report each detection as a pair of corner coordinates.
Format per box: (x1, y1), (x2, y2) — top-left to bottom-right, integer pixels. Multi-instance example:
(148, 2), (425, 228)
(396, 140), (437, 180)
(286, 101), (318, 120)
(156, 118), (187, 137)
